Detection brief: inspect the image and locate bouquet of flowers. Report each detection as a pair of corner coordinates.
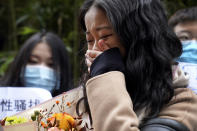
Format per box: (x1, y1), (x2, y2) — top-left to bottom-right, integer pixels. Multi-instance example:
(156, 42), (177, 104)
(0, 88), (92, 131)
(35, 99), (89, 131)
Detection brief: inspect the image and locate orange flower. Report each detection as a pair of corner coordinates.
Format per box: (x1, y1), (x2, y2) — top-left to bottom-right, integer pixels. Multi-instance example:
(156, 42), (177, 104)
(47, 117), (52, 122)
(66, 102), (71, 107)
(52, 113), (75, 130)
(56, 101), (60, 104)
(41, 121), (47, 128)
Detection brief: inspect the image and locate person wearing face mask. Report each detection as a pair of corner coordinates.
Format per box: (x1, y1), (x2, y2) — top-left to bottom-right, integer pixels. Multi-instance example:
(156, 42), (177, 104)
(0, 31), (73, 97)
(169, 6), (197, 93)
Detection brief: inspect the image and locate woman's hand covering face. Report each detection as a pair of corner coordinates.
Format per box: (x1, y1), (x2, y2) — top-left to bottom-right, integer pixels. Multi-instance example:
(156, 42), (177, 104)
(85, 40), (110, 73)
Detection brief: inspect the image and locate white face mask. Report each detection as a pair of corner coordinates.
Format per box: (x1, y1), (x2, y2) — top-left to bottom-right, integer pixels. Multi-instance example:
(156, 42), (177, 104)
(23, 65), (60, 92)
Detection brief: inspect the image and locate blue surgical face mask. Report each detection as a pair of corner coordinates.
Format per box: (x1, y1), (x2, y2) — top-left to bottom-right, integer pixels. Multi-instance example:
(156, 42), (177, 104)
(23, 65), (60, 92)
(177, 40), (197, 64)
(177, 40), (197, 94)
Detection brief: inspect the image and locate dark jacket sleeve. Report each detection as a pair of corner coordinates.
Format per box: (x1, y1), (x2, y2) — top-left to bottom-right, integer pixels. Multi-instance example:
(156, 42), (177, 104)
(90, 48), (125, 77)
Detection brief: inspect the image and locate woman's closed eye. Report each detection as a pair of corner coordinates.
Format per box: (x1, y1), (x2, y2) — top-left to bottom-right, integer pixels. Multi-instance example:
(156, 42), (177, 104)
(86, 34), (113, 47)
(87, 34), (112, 42)
(100, 34), (113, 40)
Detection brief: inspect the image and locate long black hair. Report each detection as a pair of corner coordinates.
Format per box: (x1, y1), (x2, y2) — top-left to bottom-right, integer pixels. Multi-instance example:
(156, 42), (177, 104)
(79, 0), (182, 121)
(1, 32), (73, 96)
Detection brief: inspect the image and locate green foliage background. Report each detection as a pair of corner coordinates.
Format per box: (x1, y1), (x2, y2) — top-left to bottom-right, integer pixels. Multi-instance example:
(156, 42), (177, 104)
(0, 0), (196, 85)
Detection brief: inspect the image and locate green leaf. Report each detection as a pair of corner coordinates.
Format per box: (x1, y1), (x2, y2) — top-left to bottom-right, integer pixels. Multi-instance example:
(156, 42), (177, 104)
(18, 26), (38, 35)
(0, 51), (16, 77)
(0, 56), (14, 76)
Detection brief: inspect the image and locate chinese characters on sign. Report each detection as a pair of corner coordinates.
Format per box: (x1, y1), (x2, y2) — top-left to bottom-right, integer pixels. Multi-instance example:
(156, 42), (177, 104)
(0, 87), (52, 119)
(0, 99), (40, 112)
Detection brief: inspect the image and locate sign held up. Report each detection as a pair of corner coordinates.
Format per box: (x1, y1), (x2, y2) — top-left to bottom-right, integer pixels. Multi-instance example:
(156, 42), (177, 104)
(0, 87), (52, 119)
